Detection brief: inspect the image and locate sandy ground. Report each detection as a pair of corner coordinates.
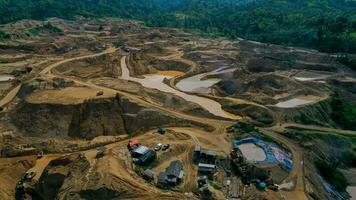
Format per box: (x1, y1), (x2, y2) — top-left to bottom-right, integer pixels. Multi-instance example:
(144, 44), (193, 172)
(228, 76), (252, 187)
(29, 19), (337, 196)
(0, 32), (327, 200)
(0, 156), (36, 199)
(25, 86), (116, 104)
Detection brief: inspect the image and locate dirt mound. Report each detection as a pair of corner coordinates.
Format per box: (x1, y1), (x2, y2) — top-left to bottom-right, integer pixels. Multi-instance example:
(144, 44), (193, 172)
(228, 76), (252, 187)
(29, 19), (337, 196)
(246, 57), (290, 72)
(26, 150), (189, 200)
(34, 153), (90, 200)
(56, 53), (121, 79)
(222, 102), (275, 126)
(151, 59), (190, 72)
(218, 73), (323, 104)
(143, 44), (169, 56)
(6, 92), (210, 139)
(274, 99), (335, 127)
(0, 156), (35, 200)
(127, 52), (156, 76)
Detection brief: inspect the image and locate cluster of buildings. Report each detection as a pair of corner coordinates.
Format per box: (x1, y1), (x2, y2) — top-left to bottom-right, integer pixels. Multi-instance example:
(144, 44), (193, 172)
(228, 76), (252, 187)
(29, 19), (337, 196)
(127, 140), (185, 189)
(194, 145), (217, 178)
(157, 160), (184, 188)
(127, 140), (156, 165)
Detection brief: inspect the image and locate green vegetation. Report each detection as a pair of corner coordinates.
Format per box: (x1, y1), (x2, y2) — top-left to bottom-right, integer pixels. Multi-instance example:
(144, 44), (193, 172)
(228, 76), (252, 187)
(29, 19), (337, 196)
(337, 55), (356, 71)
(0, 0), (355, 53)
(113, 40), (125, 48)
(299, 113), (316, 125)
(0, 30), (9, 40)
(331, 95), (356, 131)
(341, 151), (356, 168)
(28, 23), (62, 35)
(208, 181), (223, 190)
(284, 128), (356, 167)
(315, 159), (348, 190)
(227, 122), (258, 134)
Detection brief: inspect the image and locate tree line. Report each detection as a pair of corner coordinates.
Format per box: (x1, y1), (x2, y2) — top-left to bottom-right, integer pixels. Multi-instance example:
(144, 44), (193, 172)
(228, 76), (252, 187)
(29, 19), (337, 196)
(0, 0), (355, 53)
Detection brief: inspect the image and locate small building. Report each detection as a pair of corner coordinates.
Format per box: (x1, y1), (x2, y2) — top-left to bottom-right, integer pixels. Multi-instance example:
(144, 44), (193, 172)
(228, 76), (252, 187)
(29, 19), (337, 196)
(194, 145), (216, 163)
(135, 149), (156, 165)
(200, 150), (216, 159)
(198, 163), (216, 175)
(157, 160), (184, 188)
(142, 169), (156, 181)
(131, 145), (150, 158)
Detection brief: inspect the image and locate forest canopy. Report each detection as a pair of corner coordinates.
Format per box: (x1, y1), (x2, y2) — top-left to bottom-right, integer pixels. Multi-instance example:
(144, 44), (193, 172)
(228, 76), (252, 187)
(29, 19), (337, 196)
(0, 0), (355, 53)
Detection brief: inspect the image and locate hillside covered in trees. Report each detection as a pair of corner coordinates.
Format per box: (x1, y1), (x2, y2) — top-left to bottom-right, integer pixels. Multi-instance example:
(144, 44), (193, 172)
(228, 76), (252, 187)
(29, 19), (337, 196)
(0, 0), (355, 53)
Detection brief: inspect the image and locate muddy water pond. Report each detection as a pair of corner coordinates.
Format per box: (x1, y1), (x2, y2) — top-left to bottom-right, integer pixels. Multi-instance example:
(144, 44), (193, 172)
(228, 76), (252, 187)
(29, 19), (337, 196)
(0, 75), (15, 82)
(176, 67), (236, 93)
(120, 56), (240, 120)
(347, 186), (356, 200)
(237, 143), (266, 162)
(275, 98), (314, 108)
(293, 71), (331, 82)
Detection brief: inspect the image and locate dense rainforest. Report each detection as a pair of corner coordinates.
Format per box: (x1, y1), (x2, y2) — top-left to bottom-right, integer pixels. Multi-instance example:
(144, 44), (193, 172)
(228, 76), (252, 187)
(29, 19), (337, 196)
(0, 0), (355, 53)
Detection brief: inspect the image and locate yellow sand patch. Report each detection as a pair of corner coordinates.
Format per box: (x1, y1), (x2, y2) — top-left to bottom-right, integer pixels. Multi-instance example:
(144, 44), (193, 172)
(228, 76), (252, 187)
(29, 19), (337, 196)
(26, 86), (116, 104)
(156, 70), (184, 77)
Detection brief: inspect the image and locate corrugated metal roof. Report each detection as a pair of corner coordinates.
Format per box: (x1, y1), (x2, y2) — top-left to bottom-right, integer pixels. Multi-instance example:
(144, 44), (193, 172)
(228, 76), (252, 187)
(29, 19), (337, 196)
(166, 160), (183, 177)
(201, 149), (216, 156)
(194, 145), (201, 152)
(198, 163), (216, 169)
(133, 145), (150, 155)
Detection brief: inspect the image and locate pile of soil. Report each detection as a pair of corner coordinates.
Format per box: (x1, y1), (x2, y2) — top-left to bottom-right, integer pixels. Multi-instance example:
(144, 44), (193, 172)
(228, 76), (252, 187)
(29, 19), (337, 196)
(56, 53), (121, 79)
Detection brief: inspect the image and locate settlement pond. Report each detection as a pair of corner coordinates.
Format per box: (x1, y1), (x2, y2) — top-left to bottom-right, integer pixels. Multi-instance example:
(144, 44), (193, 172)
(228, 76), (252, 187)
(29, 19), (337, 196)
(237, 143), (266, 162)
(0, 75), (15, 82)
(176, 67), (236, 93)
(119, 56), (240, 120)
(273, 95), (324, 108)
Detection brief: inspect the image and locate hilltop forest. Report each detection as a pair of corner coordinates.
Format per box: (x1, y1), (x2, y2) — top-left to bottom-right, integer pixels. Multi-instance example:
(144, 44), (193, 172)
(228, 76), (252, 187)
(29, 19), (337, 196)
(0, 0), (355, 53)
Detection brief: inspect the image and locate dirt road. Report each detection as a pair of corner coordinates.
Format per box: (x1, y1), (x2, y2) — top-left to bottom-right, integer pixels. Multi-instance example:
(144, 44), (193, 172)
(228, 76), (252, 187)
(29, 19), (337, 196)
(276, 123), (356, 136)
(260, 129), (308, 200)
(39, 47), (116, 75)
(0, 85), (21, 109)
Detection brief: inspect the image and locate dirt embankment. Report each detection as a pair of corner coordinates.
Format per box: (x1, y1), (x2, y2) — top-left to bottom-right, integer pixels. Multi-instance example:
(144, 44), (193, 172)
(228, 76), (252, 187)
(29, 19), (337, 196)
(27, 150), (189, 199)
(150, 59), (191, 72)
(221, 102), (275, 126)
(272, 98), (336, 127)
(6, 93), (211, 139)
(217, 72), (327, 105)
(127, 51), (156, 76)
(0, 156), (35, 200)
(55, 52), (121, 80)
